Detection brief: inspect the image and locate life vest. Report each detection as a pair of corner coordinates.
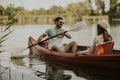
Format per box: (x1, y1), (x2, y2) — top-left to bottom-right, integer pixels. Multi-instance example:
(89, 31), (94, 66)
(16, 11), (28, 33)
(45, 40), (48, 49)
(96, 45), (104, 55)
(38, 40), (48, 49)
(96, 41), (114, 55)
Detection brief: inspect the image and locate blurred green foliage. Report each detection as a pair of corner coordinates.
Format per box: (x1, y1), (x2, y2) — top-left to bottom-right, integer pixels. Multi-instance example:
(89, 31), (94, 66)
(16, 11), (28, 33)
(0, 0), (120, 23)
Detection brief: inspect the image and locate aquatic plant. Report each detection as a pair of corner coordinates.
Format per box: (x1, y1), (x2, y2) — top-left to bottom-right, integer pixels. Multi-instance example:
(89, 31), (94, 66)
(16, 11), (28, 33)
(0, 16), (17, 53)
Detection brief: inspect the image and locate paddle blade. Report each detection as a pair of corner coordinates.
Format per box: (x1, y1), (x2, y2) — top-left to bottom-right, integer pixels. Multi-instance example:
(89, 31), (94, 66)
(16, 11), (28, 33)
(71, 21), (87, 32)
(10, 47), (27, 58)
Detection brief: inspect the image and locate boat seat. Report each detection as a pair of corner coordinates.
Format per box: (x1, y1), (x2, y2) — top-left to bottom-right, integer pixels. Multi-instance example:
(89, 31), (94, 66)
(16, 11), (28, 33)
(96, 41), (114, 55)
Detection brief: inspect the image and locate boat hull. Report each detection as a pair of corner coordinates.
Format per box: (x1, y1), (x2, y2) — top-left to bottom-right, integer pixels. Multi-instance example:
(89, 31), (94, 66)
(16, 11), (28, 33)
(28, 36), (120, 70)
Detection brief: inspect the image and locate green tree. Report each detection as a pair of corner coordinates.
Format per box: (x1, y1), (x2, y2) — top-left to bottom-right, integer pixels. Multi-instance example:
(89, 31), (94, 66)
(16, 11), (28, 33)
(0, 5), (5, 15)
(30, 9), (39, 15)
(66, 2), (87, 21)
(38, 8), (47, 15)
(5, 4), (16, 20)
(48, 6), (65, 15)
(109, 0), (118, 22)
(116, 3), (120, 17)
(15, 6), (28, 15)
(95, 0), (105, 15)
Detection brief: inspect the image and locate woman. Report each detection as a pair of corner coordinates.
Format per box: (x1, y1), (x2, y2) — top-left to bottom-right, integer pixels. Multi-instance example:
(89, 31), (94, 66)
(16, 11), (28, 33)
(79, 20), (112, 54)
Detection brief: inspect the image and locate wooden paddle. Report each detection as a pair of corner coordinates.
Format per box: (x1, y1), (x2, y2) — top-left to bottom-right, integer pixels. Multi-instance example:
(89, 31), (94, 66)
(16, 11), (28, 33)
(11, 21), (87, 57)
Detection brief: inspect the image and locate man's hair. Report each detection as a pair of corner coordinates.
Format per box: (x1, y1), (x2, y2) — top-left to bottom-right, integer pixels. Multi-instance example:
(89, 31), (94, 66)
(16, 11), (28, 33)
(54, 17), (63, 22)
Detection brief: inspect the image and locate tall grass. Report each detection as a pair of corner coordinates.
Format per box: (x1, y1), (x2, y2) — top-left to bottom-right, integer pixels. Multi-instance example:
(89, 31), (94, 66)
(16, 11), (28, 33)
(0, 17), (17, 53)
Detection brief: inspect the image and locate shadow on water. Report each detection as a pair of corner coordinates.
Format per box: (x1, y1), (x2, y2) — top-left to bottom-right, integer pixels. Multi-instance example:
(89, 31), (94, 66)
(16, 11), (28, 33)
(43, 63), (72, 80)
(1, 48), (120, 80)
(42, 60), (120, 80)
(3, 52), (119, 80)
(12, 57), (120, 80)
(0, 52), (120, 80)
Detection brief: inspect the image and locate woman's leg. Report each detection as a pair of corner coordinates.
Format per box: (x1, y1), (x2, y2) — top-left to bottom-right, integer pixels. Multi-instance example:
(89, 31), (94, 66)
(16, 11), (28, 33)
(64, 41), (77, 53)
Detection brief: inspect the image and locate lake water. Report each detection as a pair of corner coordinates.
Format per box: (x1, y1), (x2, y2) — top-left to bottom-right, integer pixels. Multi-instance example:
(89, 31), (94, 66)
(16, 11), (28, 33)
(0, 24), (120, 80)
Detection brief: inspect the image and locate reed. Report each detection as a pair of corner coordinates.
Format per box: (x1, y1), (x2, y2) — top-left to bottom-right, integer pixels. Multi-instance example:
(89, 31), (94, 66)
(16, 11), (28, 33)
(0, 17), (17, 53)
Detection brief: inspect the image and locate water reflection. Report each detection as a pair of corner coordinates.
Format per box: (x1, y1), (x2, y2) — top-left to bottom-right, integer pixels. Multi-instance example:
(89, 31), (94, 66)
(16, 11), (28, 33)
(44, 61), (120, 80)
(0, 56), (45, 80)
(26, 57), (72, 80)
(10, 57), (72, 80)
(45, 63), (71, 80)
(11, 59), (25, 66)
(0, 53), (120, 80)
(0, 24), (120, 80)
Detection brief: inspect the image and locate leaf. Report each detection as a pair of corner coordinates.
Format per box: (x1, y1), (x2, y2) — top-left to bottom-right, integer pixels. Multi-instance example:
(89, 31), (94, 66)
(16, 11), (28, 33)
(0, 38), (8, 43)
(4, 19), (17, 32)
(0, 30), (13, 41)
(0, 50), (5, 53)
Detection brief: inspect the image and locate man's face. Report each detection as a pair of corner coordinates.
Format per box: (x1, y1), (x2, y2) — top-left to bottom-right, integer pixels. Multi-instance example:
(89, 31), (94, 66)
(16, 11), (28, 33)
(56, 19), (64, 28)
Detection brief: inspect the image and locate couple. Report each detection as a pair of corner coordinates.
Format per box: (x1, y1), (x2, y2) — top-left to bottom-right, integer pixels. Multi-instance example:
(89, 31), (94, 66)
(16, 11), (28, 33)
(30, 17), (112, 55)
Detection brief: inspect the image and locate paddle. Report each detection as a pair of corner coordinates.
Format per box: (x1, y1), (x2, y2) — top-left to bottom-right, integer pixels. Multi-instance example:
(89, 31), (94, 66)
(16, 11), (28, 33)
(11, 21), (87, 58)
(27, 21), (87, 48)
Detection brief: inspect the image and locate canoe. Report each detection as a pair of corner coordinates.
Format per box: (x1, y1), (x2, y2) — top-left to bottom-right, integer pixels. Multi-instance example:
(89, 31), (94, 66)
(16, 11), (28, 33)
(28, 36), (120, 70)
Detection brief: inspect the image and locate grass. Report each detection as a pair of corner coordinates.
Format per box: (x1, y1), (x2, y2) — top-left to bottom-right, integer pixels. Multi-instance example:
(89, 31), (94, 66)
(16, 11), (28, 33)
(0, 17), (17, 53)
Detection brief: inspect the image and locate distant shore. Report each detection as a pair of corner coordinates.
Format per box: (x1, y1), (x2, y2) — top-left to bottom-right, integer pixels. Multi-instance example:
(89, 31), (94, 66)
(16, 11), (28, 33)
(0, 15), (77, 25)
(1, 15), (120, 25)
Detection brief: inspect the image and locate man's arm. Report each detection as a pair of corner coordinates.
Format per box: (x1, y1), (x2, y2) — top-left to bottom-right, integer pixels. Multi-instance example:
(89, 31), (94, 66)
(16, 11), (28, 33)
(37, 33), (47, 42)
(64, 33), (71, 39)
(60, 32), (71, 39)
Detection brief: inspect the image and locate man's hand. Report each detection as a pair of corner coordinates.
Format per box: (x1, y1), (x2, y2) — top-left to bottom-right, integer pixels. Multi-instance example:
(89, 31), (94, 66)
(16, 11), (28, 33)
(60, 32), (65, 36)
(60, 31), (71, 39)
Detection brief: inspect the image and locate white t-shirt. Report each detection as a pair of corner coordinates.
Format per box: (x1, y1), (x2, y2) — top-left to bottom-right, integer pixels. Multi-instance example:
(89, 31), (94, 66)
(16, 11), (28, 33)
(45, 28), (65, 49)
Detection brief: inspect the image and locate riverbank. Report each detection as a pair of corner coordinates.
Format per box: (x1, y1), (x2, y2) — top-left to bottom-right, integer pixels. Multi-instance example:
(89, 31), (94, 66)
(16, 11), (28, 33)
(0, 15), (111, 25)
(0, 15), (76, 25)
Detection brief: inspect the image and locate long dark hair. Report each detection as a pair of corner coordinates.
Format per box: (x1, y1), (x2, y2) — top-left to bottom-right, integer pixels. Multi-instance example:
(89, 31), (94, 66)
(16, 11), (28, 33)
(97, 24), (112, 42)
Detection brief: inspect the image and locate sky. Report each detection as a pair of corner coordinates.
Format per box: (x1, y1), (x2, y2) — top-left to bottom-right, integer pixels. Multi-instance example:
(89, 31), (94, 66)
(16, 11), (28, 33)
(0, 0), (85, 10)
(0, 0), (116, 11)
(91, 0), (110, 11)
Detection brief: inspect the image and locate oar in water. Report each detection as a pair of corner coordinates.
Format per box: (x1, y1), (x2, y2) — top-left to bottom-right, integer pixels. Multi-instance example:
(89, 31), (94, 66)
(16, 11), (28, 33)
(11, 21), (87, 58)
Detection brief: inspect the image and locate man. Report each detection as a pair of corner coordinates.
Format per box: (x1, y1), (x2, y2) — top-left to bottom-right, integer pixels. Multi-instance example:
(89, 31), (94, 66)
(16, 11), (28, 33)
(37, 17), (77, 53)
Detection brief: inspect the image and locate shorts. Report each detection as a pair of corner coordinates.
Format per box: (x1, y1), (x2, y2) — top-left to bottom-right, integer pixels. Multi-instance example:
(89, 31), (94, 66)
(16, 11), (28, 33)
(59, 46), (65, 52)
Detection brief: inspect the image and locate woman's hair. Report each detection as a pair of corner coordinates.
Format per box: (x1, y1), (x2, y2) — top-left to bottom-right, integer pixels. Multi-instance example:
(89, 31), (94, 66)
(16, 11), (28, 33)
(97, 24), (112, 42)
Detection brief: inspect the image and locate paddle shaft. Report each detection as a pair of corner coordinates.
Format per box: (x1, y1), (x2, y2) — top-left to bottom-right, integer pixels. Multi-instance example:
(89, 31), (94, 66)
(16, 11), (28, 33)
(27, 31), (68, 48)
(11, 21), (87, 55)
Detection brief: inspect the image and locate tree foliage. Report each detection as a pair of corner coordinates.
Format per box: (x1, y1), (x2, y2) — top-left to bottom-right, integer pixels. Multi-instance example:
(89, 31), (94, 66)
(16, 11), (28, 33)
(0, 0), (120, 23)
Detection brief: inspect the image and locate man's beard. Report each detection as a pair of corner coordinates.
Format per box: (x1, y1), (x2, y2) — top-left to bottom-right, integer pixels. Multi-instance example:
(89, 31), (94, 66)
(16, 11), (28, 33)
(57, 24), (62, 28)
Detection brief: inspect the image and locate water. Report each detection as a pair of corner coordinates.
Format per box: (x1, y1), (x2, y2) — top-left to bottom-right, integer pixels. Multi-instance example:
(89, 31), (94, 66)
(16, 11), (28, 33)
(0, 24), (120, 80)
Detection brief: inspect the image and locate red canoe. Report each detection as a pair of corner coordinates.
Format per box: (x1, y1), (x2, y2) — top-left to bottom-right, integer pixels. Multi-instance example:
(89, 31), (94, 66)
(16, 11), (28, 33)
(28, 36), (120, 70)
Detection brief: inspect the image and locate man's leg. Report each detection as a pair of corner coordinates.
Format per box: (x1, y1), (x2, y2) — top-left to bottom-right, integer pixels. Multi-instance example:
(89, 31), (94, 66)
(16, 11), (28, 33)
(28, 36), (34, 55)
(51, 45), (62, 52)
(64, 41), (77, 53)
